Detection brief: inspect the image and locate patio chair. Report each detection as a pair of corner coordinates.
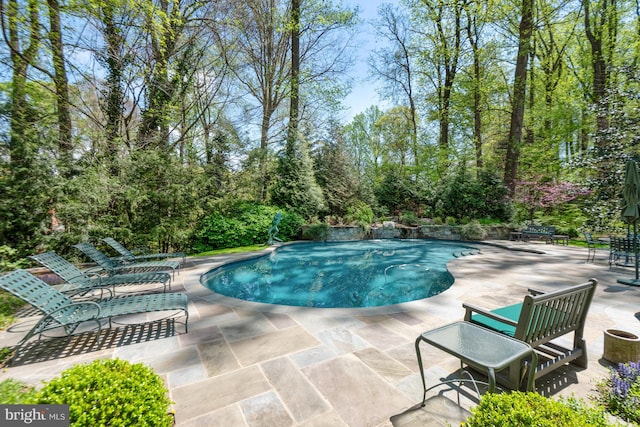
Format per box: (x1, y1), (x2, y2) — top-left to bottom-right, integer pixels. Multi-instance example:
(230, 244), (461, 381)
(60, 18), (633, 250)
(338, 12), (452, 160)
(609, 236), (636, 268)
(462, 279), (597, 390)
(584, 232), (597, 263)
(0, 269), (188, 361)
(29, 252), (172, 298)
(102, 237), (186, 265)
(73, 243), (180, 278)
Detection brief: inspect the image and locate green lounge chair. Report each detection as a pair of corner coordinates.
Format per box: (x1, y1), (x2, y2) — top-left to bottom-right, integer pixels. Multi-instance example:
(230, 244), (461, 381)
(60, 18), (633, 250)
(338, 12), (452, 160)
(463, 279), (597, 390)
(74, 243), (180, 278)
(0, 269), (188, 361)
(29, 252), (172, 298)
(102, 238), (186, 264)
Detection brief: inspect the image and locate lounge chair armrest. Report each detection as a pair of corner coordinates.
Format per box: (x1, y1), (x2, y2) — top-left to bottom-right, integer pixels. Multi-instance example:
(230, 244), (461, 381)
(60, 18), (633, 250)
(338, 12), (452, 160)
(43, 301), (102, 322)
(462, 303), (518, 327)
(83, 266), (105, 277)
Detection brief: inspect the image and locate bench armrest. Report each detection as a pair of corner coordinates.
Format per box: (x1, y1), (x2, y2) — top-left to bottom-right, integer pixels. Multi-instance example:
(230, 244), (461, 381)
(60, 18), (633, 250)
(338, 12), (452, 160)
(462, 303), (518, 327)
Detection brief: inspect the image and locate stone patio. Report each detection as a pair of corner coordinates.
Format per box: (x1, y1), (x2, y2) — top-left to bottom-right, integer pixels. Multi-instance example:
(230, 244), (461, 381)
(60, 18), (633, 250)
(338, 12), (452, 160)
(1, 241), (639, 426)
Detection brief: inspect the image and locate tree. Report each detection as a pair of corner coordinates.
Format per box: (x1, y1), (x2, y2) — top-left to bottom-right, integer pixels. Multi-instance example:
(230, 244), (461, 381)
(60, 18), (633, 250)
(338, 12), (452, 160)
(47, 0), (72, 173)
(411, 0), (465, 154)
(504, 0), (534, 194)
(218, 0), (291, 201)
(369, 4), (419, 165)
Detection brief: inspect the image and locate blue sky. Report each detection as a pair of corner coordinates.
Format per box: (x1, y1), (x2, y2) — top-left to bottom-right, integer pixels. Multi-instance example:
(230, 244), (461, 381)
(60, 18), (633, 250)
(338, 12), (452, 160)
(341, 0), (393, 121)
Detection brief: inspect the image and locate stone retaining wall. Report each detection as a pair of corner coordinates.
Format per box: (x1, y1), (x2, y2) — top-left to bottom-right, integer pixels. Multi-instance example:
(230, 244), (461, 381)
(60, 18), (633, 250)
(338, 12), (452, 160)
(323, 224), (511, 241)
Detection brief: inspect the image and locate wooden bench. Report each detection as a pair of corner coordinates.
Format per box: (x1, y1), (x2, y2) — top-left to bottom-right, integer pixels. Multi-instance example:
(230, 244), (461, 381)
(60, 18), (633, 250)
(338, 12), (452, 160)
(463, 279), (598, 390)
(521, 225), (556, 243)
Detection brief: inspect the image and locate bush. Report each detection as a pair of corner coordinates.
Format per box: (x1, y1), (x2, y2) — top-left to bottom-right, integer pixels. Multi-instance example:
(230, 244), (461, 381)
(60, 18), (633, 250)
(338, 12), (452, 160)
(399, 211), (419, 226)
(460, 220), (487, 240)
(596, 361), (640, 424)
(345, 202), (374, 226)
(464, 391), (614, 427)
(0, 289), (25, 330)
(31, 359), (173, 427)
(0, 379), (36, 404)
(193, 203), (304, 252)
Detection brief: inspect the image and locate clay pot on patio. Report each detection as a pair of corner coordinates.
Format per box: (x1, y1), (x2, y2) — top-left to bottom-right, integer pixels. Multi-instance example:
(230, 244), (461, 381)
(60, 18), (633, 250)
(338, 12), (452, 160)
(603, 329), (640, 364)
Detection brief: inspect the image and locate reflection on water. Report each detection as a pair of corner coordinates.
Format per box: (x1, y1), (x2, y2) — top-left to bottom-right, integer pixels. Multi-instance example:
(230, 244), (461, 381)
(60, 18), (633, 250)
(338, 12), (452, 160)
(201, 239), (478, 308)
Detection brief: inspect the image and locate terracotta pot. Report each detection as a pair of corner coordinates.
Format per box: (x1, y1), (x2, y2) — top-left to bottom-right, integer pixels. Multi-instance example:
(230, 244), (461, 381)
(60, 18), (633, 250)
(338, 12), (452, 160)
(603, 329), (640, 364)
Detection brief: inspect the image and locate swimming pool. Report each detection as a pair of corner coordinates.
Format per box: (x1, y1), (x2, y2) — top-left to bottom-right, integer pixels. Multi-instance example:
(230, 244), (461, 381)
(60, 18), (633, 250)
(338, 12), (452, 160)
(200, 239), (479, 308)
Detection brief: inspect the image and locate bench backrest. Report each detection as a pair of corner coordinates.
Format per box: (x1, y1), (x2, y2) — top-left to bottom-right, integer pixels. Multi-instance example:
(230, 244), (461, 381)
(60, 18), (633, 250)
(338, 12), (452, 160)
(524, 225), (556, 235)
(514, 279), (597, 347)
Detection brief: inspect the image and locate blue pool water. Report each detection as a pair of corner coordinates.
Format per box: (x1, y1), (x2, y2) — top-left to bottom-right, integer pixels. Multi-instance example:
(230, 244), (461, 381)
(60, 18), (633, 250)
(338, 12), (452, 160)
(200, 239), (479, 308)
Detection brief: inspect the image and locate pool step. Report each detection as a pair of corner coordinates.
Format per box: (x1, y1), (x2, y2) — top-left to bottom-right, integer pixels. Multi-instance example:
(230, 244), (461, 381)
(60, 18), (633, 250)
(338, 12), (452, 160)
(453, 249), (481, 258)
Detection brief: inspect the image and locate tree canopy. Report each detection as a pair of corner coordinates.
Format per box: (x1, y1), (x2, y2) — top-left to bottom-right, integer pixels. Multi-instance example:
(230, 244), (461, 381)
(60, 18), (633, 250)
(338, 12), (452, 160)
(0, 0), (638, 261)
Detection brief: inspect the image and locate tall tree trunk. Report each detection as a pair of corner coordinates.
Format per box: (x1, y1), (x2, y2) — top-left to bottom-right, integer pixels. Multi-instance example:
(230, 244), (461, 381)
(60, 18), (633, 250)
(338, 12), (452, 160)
(47, 0), (73, 175)
(467, 13), (483, 171)
(138, 0), (182, 150)
(584, 0), (616, 143)
(99, 1), (125, 175)
(286, 0), (300, 158)
(5, 0), (40, 170)
(258, 108), (273, 201)
(435, 0), (462, 151)
(504, 0), (533, 194)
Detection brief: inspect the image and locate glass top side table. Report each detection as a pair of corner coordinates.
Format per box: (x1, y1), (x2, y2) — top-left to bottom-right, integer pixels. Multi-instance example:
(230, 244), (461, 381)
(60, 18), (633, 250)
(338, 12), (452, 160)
(415, 321), (537, 406)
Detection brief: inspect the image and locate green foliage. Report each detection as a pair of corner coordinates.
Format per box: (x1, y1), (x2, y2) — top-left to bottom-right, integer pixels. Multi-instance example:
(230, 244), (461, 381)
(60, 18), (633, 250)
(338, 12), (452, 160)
(301, 223), (330, 241)
(0, 379), (36, 404)
(313, 133), (371, 218)
(459, 220), (487, 240)
(464, 391), (615, 427)
(0, 289), (25, 330)
(193, 245), (268, 256)
(0, 245), (28, 272)
(31, 359), (173, 427)
(271, 138), (327, 220)
(596, 362), (640, 424)
(399, 211), (419, 226)
(193, 203), (304, 252)
(374, 168), (422, 215)
(434, 168), (513, 222)
(345, 202), (374, 226)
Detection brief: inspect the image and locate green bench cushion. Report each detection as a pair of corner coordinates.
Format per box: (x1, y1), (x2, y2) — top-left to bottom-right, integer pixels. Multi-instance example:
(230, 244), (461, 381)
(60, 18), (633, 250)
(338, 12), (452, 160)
(470, 302), (522, 337)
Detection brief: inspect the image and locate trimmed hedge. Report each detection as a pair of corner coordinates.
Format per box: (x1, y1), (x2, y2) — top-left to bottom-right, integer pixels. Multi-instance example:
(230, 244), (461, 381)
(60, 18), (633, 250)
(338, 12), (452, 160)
(31, 359), (173, 427)
(464, 391), (614, 427)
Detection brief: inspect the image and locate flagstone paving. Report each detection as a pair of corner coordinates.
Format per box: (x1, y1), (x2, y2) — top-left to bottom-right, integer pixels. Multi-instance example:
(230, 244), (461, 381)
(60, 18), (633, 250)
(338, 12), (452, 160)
(1, 241), (639, 426)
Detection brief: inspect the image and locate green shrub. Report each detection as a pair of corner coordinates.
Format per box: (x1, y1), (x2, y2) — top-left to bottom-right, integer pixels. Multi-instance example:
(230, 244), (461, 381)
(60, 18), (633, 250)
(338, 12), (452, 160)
(464, 391), (615, 427)
(345, 202), (374, 226)
(0, 379), (36, 404)
(31, 359), (173, 427)
(193, 203), (304, 251)
(399, 211), (419, 226)
(301, 223), (330, 241)
(460, 220), (487, 240)
(0, 289), (25, 330)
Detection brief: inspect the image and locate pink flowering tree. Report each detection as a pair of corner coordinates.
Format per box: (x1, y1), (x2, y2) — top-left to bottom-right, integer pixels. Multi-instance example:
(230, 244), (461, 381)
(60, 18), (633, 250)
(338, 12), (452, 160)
(515, 177), (592, 221)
